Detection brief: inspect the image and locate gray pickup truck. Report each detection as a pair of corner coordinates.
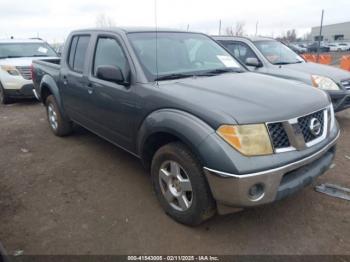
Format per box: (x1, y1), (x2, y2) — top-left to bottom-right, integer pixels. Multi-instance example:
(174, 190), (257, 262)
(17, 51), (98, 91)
(32, 28), (340, 225)
(214, 36), (350, 112)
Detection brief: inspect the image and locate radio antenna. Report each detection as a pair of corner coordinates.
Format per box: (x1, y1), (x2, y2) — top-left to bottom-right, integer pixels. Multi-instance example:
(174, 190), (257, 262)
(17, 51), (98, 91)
(154, 0), (159, 85)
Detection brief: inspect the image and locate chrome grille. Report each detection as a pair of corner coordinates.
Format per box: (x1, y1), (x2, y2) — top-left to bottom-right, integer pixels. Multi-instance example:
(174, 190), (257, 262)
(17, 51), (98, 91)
(298, 110), (324, 143)
(267, 123), (290, 149)
(267, 109), (326, 151)
(16, 66), (32, 80)
(341, 79), (350, 90)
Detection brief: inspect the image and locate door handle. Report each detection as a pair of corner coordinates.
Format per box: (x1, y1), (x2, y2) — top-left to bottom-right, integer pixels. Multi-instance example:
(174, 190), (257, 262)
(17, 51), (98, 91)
(87, 83), (94, 95)
(62, 75), (68, 86)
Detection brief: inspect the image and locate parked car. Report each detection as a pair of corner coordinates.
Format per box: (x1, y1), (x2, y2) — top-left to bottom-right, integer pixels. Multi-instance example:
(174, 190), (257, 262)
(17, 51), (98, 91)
(338, 43), (350, 51)
(32, 28), (339, 226)
(327, 43), (348, 52)
(287, 43), (307, 54)
(307, 42), (330, 53)
(214, 36), (350, 112)
(0, 39), (58, 104)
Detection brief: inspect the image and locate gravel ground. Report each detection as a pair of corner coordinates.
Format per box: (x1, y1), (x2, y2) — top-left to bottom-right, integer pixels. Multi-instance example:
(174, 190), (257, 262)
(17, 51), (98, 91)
(0, 101), (349, 255)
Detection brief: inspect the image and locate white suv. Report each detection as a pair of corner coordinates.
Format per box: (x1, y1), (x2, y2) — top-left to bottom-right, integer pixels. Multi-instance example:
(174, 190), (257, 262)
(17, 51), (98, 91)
(0, 39), (57, 104)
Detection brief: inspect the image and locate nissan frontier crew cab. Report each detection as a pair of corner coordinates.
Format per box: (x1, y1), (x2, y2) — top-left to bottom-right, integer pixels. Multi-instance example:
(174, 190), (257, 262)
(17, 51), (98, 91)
(32, 28), (340, 226)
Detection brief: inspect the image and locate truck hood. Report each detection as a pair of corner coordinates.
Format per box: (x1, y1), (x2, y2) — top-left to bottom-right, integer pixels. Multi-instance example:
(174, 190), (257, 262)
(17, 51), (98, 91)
(158, 72), (330, 125)
(270, 61), (350, 84)
(0, 57), (58, 67)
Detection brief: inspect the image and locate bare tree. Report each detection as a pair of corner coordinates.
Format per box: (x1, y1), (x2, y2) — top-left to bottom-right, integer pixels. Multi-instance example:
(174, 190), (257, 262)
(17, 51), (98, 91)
(277, 29), (297, 43)
(225, 21), (246, 36)
(234, 21), (245, 36)
(96, 13), (116, 28)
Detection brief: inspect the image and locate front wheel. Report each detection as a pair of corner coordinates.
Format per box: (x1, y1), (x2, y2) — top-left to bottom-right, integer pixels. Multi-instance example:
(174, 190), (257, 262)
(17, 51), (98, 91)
(45, 95), (72, 136)
(151, 142), (216, 226)
(0, 83), (11, 105)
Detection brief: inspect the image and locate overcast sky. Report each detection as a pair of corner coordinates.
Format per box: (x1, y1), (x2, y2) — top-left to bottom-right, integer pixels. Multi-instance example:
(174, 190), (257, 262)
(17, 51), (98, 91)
(0, 0), (349, 42)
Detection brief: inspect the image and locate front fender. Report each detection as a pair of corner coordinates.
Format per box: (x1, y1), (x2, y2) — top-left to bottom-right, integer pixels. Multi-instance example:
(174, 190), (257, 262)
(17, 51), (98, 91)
(137, 109), (216, 163)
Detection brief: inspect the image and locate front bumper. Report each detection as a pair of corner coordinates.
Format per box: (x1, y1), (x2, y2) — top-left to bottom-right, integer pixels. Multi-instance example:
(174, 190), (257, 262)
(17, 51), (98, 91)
(329, 90), (350, 112)
(204, 131), (339, 209)
(3, 84), (35, 99)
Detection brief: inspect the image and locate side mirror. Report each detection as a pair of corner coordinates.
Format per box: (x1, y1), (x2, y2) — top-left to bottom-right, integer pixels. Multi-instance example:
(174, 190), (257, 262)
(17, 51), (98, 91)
(245, 57), (262, 68)
(96, 65), (128, 85)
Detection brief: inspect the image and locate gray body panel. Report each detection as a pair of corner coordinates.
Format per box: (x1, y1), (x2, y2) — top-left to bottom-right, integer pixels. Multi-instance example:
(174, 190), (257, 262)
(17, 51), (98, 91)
(32, 28), (336, 176)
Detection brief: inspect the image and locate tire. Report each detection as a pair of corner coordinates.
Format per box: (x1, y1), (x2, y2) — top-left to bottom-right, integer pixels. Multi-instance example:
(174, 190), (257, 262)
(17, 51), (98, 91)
(151, 142), (216, 226)
(45, 95), (72, 136)
(0, 83), (11, 105)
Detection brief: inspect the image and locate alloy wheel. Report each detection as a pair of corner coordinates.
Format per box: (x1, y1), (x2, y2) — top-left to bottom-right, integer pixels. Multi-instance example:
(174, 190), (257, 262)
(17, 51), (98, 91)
(47, 104), (58, 130)
(159, 160), (193, 212)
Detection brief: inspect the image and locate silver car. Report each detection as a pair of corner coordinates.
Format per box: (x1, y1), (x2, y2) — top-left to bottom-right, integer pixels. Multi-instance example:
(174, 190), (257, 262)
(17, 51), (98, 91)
(214, 36), (350, 112)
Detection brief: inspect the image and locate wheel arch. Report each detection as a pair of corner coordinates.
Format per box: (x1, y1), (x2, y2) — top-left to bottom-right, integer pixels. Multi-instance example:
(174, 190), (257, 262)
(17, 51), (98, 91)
(137, 109), (215, 170)
(40, 75), (69, 120)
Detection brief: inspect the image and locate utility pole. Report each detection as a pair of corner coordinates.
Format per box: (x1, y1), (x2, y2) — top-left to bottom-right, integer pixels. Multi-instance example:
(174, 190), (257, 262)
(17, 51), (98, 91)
(255, 21), (259, 36)
(187, 24), (190, 31)
(219, 20), (222, 35)
(316, 9), (324, 63)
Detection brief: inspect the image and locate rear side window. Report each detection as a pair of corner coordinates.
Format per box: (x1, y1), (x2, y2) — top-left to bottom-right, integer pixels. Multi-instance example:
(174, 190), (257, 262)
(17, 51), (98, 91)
(68, 35), (90, 73)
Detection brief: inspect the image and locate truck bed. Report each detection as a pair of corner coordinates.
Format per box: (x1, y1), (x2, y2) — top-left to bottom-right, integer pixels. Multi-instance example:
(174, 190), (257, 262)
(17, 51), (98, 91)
(32, 58), (62, 101)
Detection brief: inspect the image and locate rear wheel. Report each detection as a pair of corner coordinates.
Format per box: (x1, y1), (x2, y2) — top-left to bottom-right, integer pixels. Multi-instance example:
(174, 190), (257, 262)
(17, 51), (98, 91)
(0, 83), (11, 105)
(151, 142), (216, 226)
(45, 95), (72, 136)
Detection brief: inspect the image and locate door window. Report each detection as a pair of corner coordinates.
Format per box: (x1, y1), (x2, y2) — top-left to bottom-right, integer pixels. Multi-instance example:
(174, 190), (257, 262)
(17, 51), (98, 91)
(222, 41), (258, 64)
(93, 37), (128, 78)
(68, 35), (90, 73)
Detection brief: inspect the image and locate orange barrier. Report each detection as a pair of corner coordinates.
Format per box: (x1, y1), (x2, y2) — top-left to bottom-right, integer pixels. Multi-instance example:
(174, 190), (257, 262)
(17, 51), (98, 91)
(301, 54), (316, 62)
(301, 53), (332, 64)
(318, 54), (332, 65)
(340, 55), (350, 71)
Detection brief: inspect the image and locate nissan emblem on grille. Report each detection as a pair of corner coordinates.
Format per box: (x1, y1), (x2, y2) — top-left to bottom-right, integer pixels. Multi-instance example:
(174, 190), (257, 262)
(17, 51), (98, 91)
(309, 118), (322, 136)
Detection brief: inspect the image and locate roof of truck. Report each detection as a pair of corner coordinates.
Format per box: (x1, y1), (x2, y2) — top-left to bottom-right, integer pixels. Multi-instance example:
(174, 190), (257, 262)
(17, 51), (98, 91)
(72, 27), (193, 34)
(212, 35), (275, 42)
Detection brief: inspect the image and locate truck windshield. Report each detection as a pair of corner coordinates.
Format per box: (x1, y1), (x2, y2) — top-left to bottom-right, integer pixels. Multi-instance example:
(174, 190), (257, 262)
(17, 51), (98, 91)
(0, 43), (57, 59)
(254, 40), (304, 65)
(128, 32), (245, 81)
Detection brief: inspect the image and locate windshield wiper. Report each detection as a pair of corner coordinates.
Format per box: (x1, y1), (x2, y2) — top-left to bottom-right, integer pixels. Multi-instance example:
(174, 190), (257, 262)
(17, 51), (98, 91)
(155, 73), (194, 81)
(30, 55), (49, 57)
(0, 55), (23, 59)
(274, 61), (303, 65)
(200, 68), (243, 75)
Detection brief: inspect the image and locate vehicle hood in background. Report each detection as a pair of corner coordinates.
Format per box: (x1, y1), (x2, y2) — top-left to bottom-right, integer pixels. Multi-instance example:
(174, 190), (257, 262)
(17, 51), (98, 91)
(269, 61), (350, 85)
(157, 72), (330, 125)
(0, 57), (58, 67)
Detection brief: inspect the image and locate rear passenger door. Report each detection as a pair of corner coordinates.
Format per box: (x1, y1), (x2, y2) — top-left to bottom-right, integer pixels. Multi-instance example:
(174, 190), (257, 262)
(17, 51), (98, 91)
(61, 35), (92, 125)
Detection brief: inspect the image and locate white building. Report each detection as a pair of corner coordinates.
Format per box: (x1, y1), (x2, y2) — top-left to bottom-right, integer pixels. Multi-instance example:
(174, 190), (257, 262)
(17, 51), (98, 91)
(310, 21), (350, 42)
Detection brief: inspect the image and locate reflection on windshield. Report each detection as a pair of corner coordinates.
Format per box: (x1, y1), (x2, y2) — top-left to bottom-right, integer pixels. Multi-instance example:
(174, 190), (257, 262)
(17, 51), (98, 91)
(0, 43), (57, 59)
(254, 41), (304, 65)
(128, 32), (244, 81)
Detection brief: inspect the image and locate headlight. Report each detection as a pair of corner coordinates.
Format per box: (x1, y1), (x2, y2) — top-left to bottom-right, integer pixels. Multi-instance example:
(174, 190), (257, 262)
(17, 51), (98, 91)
(217, 124), (273, 156)
(0, 65), (20, 76)
(311, 75), (339, 90)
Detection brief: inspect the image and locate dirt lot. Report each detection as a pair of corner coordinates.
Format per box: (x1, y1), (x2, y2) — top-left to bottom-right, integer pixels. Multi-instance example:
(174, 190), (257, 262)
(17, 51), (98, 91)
(0, 101), (349, 255)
